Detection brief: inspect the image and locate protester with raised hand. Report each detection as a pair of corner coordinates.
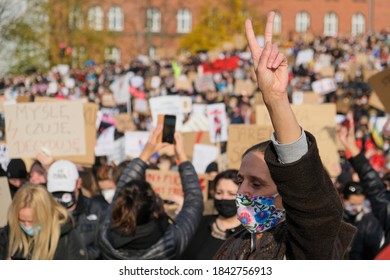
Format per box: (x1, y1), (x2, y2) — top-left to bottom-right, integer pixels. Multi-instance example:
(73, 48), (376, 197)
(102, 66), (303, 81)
(338, 113), (390, 259)
(214, 11), (355, 260)
(98, 125), (204, 259)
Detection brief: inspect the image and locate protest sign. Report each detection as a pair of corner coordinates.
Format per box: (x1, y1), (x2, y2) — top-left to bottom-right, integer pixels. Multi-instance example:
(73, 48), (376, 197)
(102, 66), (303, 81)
(124, 131), (149, 159)
(109, 72), (132, 104)
(256, 104), (340, 177)
(150, 76), (161, 89)
(234, 79), (256, 96)
(34, 99), (99, 166)
(133, 98), (149, 114)
(4, 102), (86, 158)
(227, 124), (273, 169)
(146, 169), (208, 201)
(0, 144), (9, 173)
(369, 91), (386, 112)
(318, 66), (335, 78)
(0, 177), (12, 227)
(311, 78), (338, 95)
(295, 49), (314, 66)
(175, 76), (193, 91)
(368, 67), (390, 113)
(95, 125), (115, 156)
(115, 113), (136, 132)
(206, 103), (228, 143)
(194, 75), (216, 92)
(148, 95), (183, 130)
(182, 131), (212, 161)
(192, 144), (219, 174)
(180, 96), (192, 114)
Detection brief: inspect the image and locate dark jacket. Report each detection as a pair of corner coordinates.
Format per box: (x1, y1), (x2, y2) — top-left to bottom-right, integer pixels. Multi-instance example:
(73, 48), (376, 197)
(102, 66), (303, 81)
(0, 218), (87, 260)
(98, 158), (204, 259)
(72, 194), (105, 259)
(349, 152), (390, 249)
(214, 132), (356, 260)
(344, 210), (384, 259)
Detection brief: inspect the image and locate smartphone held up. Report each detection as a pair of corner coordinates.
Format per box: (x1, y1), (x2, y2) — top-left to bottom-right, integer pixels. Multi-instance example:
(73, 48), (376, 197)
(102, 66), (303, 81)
(157, 114), (176, 144)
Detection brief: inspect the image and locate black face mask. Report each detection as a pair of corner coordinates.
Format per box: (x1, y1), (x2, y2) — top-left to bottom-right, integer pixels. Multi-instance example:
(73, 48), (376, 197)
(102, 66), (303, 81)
(214, 199), (237, 218)
(52, 191), (76, 209)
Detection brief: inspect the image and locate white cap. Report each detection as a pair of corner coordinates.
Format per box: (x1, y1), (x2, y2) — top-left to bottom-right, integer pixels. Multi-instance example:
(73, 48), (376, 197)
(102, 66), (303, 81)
(47, 160), (79, 193)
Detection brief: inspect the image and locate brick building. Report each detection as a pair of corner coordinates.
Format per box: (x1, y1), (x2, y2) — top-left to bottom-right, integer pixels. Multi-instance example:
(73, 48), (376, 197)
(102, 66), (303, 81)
(67, 0), (389, 64)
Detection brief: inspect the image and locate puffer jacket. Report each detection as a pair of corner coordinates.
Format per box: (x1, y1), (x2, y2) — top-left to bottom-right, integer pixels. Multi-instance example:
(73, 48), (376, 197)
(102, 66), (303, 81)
(349, 152), (390, 249)
(0, 218), (87, 260)
(98, 158), (204, 259)
(214, 132), (356, 260)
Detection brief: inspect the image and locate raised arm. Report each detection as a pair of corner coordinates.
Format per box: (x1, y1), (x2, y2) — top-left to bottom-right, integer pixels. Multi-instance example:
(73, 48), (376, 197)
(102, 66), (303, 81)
(245, 11), (300, 143)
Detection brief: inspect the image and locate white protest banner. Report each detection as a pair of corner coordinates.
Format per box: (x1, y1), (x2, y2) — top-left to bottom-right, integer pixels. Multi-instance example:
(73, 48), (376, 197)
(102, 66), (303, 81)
(150, 76), (161, 89)
(181, 114), (209, 133)
(234, 79), (256, 96)
(133, 98), (149, 114)
(0, 177), (12, 227)
(146, 170), (209, 201)
(124, 131), (150, 159)
(192, 144), (219, 174)
(368, 67), (390, 113)
(0, 144), (9, 171)
(180, 96), (192, 114)
(149, 95), (184, 130)
(95, 126), (115, 156)
(296, 49), (314, 66)
(206, 103), (228, 143)
(192, 104), (207, 116)
(109, 72), (133, 104)
(4, 102), (85, 158)
(194, 74), (216, 92)
(311, 78), (337, 95)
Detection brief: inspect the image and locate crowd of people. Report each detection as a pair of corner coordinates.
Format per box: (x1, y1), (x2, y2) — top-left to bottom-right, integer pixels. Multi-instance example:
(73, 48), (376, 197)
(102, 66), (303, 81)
(0, 11), (390, 260)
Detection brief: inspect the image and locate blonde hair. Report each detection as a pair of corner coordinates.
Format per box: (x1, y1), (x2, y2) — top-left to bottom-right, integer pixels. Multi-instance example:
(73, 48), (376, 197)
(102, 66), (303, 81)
(7, 184), (70, 260)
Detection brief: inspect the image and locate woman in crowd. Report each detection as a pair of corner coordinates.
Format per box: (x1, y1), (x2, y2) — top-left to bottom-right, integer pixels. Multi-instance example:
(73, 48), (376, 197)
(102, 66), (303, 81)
(98, 126), (204, 259)
(214, 11), (356, 259)
(0, 184), (87, 260)
(181, 169), (243, 259)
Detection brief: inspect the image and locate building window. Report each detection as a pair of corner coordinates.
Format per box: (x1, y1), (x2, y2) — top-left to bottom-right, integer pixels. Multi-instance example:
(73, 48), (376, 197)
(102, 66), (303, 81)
(72, 46), (86, 67)
(148, 46), (156, 59)
(88, 6), (104, 31)
(324, 12), (338, 36)
(108, 6), (124, 31)
(177, 8), (192, 33)
(146, 8), (161, 33)
(104, 47), (121, 63)
(69, 6), (83, 29)
(295, 11), (310, 33)
(274, 11), (282, 35)
(352, 13), (365, 35)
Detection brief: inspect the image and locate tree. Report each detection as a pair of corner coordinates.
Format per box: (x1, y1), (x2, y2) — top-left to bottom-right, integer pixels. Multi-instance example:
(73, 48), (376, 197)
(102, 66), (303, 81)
(180, 0), (265, 53)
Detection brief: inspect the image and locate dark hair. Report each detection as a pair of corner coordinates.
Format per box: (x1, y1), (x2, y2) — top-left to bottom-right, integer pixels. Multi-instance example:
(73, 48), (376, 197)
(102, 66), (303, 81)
(111, 179), (165, 235)
(383, 172), (390, 182)
(342, 181), (365, 200)
(79, 169), (99, 197)
(242, 140), (271, 158)
(213, 169), (239, 191)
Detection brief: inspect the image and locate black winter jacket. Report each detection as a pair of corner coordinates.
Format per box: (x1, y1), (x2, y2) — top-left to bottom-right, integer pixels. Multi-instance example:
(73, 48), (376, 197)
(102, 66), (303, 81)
(349, 152), (390, 249)
(0, 218), (87, 260)
(98, 158), (204, 259)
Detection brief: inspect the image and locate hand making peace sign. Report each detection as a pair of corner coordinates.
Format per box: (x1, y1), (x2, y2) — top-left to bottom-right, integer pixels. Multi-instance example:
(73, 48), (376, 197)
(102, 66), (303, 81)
(245, 11), (289, 104)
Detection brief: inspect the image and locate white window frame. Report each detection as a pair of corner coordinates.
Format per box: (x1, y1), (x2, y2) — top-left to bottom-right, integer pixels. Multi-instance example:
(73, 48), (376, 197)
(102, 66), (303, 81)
(324, 12), (338, 36)
(108, 6), (124, 31)
(146, 8), (161, 33)
(274, 11), (282, 35)
(295, 11), (310, 33)
(69, 6), (84, 29)
(104, 47), (121, 63)
(177, 8), (192, 33)
(88, 6), (104, 31)
(352, 13), (365, 35)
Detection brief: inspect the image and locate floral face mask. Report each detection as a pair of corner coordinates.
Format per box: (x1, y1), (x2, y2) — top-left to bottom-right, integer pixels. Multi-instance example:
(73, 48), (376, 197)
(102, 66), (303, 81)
(236, 193), (285, 233)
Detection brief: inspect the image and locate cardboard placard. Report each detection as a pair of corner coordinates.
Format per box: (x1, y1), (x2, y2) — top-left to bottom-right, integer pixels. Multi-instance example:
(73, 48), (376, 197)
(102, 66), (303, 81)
(115, 113), (136, 132)
(368, 68), (390, 113)
(4, 102), (86, 158)
(34, 99), (99, 166)
(194, 75), (216, 92)
(227, 124), (274, 169)
(318, 66), (335, 78)
(369, 91), (386, 112)
(234, 79), (256, 96)
(255, 104), (340, 177)
(174, 76), (192, 91)
(303, 92), (323, 105)
(0, 177), (11, 227)
(146, 169), (208, 201)
(182, 131), (212, 161)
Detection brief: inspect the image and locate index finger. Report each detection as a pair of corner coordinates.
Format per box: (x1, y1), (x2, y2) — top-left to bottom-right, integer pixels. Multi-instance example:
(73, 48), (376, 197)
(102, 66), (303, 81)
(264, 11), (275, 44)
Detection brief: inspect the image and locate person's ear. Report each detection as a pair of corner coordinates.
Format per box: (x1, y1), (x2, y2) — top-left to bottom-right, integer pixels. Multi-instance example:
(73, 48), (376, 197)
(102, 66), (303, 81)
(76, 178), (82, 189)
